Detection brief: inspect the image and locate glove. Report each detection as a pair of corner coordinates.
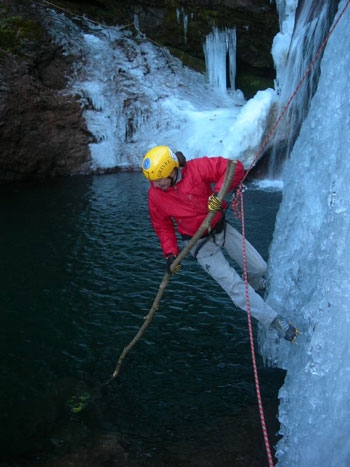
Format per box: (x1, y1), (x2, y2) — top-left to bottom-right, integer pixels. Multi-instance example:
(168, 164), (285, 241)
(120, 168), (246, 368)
(165, 255), (181, 275)
(208, 193), (222, 212)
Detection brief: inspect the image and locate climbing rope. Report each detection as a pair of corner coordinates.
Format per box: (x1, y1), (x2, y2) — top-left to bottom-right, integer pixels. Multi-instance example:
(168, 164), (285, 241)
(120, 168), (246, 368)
(232, 1), (350, 465)
(234, 189), (275, 467)
(37, 0), (135, 29)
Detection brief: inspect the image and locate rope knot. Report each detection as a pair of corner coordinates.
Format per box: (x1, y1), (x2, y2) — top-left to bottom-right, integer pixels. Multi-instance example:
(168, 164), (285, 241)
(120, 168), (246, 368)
(232, 183), (246, 219)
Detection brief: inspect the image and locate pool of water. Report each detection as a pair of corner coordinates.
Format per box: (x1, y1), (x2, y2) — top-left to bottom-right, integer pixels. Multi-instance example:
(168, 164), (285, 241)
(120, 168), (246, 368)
(0, 173), (284, 466)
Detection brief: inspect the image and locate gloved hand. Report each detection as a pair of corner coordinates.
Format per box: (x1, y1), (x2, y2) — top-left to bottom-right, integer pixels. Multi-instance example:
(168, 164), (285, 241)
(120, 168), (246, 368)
(165, 255), (181, 275)
(208, 193), (222, 212)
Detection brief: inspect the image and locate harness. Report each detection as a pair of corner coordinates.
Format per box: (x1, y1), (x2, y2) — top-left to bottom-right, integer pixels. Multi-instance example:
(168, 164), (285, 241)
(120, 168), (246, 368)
(181, 214), (226, 258)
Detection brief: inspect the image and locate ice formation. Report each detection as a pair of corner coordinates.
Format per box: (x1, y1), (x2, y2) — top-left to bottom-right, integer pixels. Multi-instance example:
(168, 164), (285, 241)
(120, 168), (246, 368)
(261, 1), (350, 465)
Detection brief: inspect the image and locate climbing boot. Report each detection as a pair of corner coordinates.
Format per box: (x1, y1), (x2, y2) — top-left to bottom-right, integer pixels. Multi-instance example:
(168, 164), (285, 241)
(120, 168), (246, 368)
(256, 277), (267, 291)
(271, 315), (298, 342)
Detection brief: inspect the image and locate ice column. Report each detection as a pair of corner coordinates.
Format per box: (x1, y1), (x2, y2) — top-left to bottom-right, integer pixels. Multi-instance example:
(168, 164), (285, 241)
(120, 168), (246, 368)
(203, 27), (236, 92)
(176, 7), (189, 44)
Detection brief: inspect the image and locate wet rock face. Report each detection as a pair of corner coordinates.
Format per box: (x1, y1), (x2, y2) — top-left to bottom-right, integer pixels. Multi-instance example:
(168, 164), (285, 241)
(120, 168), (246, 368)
(0, 56), (93, 183)
(0, 4), (93, 183)
(0, 55), (93, 182)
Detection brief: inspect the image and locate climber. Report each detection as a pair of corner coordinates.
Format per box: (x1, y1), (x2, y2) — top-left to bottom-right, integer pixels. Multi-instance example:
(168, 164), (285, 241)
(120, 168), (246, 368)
(141, 145), (297, 341)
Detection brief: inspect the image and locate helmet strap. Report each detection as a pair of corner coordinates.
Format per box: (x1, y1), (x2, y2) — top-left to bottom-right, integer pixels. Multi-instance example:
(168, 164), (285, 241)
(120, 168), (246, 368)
(168, 168), (179, 186)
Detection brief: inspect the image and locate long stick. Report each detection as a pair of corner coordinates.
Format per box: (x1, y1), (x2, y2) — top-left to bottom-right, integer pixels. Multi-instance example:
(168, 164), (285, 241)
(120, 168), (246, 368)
(109, 160), (238, 381)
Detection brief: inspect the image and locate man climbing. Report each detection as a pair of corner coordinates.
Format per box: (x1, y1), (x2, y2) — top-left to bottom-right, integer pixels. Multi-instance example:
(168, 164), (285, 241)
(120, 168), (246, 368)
(142, 145), (297, 341)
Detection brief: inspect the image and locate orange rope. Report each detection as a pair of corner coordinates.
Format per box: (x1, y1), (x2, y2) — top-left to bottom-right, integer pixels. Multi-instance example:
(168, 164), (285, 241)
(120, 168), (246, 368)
(235, 189), (275, 466)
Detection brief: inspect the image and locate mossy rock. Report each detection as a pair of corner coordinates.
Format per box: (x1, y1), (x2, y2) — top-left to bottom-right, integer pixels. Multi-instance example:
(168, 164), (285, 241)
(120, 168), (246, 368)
(236, 71), (274, 99)
(0, 8), (43, 55)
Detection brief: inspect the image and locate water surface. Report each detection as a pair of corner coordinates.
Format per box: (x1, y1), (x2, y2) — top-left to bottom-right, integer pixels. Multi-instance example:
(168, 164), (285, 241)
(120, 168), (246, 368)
(0, 173), (284, 466)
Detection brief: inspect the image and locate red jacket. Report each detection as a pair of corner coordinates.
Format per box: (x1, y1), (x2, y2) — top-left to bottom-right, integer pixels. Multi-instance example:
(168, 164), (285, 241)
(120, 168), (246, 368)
(148, 157), (245, 256)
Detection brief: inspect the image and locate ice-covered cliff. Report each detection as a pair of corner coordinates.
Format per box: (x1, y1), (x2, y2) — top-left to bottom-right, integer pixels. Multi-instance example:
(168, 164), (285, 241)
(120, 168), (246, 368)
(260, 1), (350, 465)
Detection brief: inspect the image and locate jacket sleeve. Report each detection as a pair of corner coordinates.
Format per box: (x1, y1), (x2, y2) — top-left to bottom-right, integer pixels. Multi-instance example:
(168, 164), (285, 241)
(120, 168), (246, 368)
(148, 190), (179, 257)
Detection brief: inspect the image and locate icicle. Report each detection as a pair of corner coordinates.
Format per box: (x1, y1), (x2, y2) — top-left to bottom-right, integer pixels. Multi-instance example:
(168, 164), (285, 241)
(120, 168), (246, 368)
(176, 7), (189, 44)
(226, 28), (237, 92)
(183, 9), (188, 44)
(203, 27), (236, 92)
(134, 13), (145, 39)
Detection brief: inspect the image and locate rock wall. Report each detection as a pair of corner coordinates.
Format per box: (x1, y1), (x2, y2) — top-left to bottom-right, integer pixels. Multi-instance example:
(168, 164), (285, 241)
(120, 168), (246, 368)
(0, 1), (93, 183)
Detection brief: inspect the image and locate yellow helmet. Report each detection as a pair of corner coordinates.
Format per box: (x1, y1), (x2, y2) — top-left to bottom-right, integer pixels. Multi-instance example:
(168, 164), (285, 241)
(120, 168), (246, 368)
(142, 146), (179, 181)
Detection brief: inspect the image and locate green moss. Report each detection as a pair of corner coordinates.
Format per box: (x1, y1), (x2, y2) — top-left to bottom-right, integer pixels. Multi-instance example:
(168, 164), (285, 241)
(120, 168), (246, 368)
(168, 47), (206, 73)
(236, 71), (275, 99)
(67, 392), (91, 414)
(0, 7), (43, 55)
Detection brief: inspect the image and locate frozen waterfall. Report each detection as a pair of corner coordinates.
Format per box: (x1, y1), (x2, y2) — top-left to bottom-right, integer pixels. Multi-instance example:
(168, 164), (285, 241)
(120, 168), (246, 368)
(45, 7), (272, 170)
(260, 0), (350, 465)
(268, 0), (341, 178)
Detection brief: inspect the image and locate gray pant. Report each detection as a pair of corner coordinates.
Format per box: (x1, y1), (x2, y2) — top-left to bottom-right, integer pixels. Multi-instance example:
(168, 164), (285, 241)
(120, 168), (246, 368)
(187, 222), (277, 327)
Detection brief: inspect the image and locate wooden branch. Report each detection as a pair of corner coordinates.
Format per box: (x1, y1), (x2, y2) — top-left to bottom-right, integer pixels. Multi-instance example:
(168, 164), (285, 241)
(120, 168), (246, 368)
(109, 160), (238, 382)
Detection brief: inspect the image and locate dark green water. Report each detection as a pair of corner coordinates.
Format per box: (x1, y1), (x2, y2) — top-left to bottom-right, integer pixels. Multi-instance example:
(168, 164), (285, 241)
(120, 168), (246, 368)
(0, 173), (284, 466)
